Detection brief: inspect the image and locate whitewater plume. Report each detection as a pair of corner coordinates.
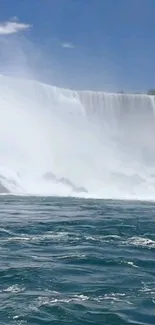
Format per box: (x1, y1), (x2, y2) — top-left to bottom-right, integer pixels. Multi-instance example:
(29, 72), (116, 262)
(0, 74), (155, 200)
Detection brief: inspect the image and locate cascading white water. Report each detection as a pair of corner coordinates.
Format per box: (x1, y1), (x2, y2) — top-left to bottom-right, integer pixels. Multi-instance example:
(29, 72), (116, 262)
(0, 74), (155, 200)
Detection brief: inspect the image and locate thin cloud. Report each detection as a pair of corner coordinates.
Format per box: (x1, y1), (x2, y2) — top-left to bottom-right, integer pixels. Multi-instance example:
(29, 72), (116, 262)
(0, 20), (31, 35)
(61, 42), (75, 49)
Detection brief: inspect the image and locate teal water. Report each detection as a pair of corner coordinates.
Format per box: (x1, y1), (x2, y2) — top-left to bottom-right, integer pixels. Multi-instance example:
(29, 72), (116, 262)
(0, 196), (155, 325)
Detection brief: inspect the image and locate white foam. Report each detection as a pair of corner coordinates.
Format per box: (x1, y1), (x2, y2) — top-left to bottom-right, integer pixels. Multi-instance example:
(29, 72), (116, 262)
(127, 237), (155, 248)
(3, 285), (25, 293)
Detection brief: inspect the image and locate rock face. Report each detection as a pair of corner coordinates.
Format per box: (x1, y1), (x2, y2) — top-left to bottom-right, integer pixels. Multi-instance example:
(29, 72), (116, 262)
(42, 172), (56, 181)
(0, 173), (22, 195)
(59, 177), (88, 193)
(42, 172), (88, 193)
(0, 181), (9, 193)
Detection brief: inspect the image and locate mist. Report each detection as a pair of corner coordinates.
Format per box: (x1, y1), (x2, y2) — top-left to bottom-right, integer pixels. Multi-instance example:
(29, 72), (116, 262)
(0, 35), (155, 200)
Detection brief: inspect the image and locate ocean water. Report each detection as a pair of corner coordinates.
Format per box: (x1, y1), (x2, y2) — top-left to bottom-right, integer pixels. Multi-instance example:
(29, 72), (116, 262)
(0, 196), (155, 325)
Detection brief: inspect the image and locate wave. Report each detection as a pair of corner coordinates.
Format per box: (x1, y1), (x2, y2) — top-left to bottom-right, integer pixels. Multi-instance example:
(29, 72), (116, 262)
(0, 74), (155, 200)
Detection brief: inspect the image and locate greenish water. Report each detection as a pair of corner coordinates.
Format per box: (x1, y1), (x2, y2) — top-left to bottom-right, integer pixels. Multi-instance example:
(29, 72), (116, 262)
(0, 196), (155, 325)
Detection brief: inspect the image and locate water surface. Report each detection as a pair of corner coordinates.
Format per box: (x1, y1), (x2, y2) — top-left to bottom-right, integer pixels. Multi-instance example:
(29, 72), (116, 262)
(0, 196), (155, 325)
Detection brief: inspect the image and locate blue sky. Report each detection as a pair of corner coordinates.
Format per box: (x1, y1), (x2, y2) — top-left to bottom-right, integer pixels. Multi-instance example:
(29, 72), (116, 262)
(0, 0), (155, 92)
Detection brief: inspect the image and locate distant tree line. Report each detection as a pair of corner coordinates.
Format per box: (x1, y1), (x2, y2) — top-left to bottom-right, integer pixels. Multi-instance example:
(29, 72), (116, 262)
(117, 89), (155, 95)
(147, 89), (155, 95)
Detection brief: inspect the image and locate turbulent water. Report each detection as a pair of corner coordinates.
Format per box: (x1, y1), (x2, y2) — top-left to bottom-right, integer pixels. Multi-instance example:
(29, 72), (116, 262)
(1, 74), (155, 200)
(0, 196), (155, 325)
